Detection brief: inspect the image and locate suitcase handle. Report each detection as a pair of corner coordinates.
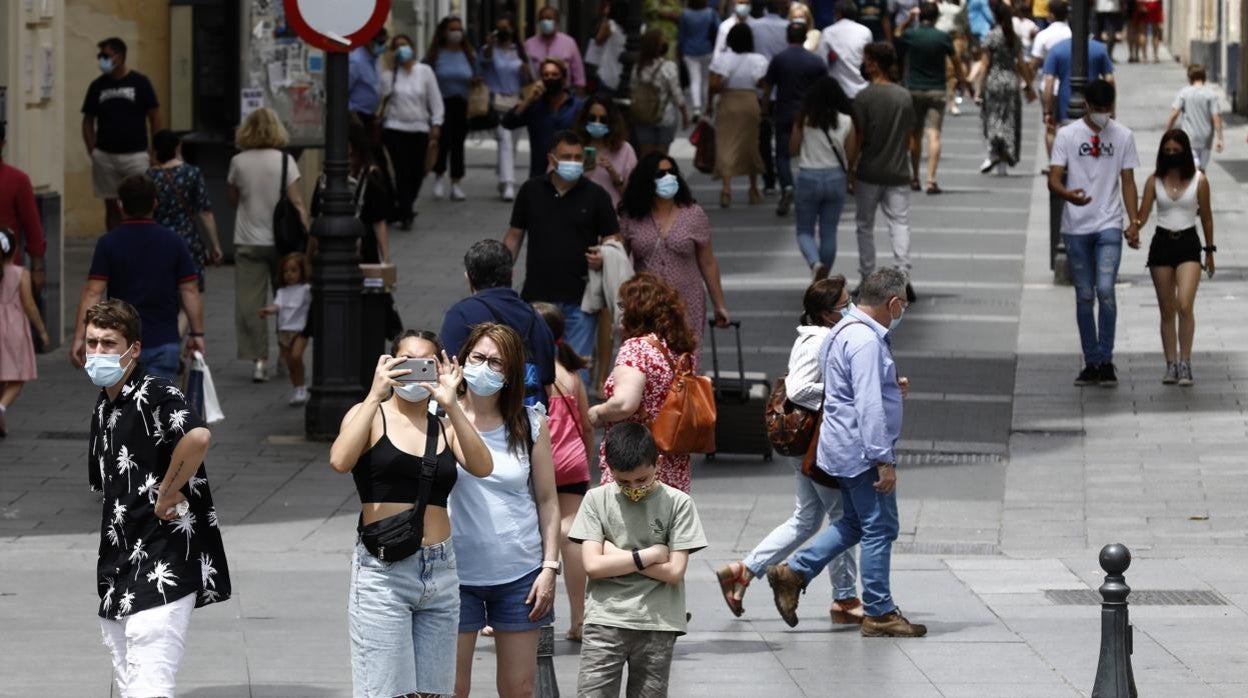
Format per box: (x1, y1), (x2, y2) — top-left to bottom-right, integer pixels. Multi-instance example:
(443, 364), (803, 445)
(707, 319), (747, 399)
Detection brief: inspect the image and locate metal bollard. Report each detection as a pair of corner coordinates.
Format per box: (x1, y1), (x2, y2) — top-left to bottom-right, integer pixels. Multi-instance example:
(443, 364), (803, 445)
(1091, 543), (1137, 698)
(1049, 172), (1071, 286)
(535, 624), (560, 698)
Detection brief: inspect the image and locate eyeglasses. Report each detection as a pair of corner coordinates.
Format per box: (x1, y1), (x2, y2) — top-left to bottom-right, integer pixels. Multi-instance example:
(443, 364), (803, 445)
(466, 352), (506, 372)
(97, 52), (110, 60)
(586, 114), (608, 123)
(653, 168), (675, 179)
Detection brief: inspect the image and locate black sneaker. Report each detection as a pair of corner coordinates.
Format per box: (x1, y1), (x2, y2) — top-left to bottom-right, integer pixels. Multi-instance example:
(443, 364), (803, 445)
(1074, 365), (1100, 386)
(1098, 362), (1118, 387)
(775, 189), (793, 216)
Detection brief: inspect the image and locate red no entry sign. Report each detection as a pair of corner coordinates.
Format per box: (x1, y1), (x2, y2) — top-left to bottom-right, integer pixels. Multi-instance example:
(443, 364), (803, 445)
(283, 0), (391, 53)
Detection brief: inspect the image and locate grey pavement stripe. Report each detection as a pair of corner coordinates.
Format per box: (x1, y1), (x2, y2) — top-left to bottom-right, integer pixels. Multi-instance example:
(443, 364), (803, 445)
(715, 250), (1024, 261)
(722, 276), (1019, 291)
(1044, 589), (1229, 606)
(721, 309), (1019, 323)
(893, 541), (1002, 555)
(906, 392), (1013, 403)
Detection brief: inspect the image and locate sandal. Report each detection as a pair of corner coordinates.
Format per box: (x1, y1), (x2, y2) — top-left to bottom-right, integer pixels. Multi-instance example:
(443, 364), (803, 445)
(830, 597), (865, 625)
(715, 562), (749, 617)
(566, 623), (583, 642)
(720, 190), (731, 208)
(748, 188), (763, 205)
(910, 179), (922, 191)
(925, 181), (942, 195)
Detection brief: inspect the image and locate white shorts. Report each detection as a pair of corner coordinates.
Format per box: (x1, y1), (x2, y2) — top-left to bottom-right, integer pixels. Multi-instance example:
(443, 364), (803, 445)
(91, 149), (151, 198)
(1194, 148), (1211, 169)
(99, 592), (195, 698)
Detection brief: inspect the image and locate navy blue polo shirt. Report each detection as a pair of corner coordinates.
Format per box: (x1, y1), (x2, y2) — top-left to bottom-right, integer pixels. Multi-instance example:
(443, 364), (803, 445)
(439, 287), (557, 402)
(87, 218), (198, 348)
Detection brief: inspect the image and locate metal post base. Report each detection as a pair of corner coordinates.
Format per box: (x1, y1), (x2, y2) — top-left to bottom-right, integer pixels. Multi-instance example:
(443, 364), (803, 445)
(536, 625), (559, 697)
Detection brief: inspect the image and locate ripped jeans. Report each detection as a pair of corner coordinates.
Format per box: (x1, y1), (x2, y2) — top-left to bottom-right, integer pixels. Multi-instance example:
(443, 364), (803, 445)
(1063, 229), (1123, 366)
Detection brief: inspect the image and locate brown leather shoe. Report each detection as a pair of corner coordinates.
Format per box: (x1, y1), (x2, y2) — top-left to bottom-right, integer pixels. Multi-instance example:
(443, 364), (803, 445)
(861, 609), (927, 638)
(766, 564), (805, 627)
(829, 597), (864, 625)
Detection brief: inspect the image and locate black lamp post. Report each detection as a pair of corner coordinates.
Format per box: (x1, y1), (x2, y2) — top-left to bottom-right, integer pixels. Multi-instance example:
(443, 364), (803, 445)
(614, 0), (645, 100)
(305, 51), (365, 439)
(1068, 0), (1090, 120)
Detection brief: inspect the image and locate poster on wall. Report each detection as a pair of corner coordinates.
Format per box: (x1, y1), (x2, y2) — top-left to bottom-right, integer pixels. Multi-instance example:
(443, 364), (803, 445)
(244, 0), (325, 142)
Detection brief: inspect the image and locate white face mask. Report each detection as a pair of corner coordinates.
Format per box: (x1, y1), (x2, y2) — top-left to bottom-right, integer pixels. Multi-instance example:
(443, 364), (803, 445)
(1088, 111), (1111, 129)
(393, 382), (430, 403)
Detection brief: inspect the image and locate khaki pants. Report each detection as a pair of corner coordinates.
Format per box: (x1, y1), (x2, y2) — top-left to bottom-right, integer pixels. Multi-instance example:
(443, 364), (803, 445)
(234, 244), (277, 361)
(577, 624), (678, 698)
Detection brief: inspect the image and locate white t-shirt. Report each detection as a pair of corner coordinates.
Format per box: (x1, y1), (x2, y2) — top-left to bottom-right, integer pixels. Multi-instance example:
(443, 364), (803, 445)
(1014, 17), (1039, 55)
(585, 19), (627, 90)
(449, 406), (546, 586)
(275, 283), (311, 332)
(1031, 21), (1071, 61)
(380, 63), (445, 133)
(1050, 118), (1140, 234)
(227, 149), (300, 247)
(708, 51), (769, 92)
(818, 19), (874, 99)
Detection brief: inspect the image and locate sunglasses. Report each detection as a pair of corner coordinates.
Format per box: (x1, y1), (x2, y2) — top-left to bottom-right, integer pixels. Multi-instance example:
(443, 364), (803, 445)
(653, 168), (676, 179)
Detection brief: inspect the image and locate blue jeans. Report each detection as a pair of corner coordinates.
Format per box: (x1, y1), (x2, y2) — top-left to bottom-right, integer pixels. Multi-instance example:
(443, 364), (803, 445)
(774, 117), (794, 191)
(557, 302), (597, 383)
(1063, 230), (1123, 365)
(742, 460), (858, 600)
(794, 168), (848, 269)
(143, 342), (181, 380)
(787, 467), (900, 617)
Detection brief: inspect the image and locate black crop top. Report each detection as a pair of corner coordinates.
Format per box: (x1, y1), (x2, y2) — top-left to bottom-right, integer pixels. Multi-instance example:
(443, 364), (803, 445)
(352, 406), (458, 507)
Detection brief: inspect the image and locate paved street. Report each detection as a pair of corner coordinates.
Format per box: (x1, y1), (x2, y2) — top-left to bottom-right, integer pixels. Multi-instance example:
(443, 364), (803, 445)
(5, 55), (1248, 697)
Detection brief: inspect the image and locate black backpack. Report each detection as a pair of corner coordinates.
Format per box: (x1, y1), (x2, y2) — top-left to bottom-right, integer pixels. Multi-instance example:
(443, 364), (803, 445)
(471, 297), (546, 408)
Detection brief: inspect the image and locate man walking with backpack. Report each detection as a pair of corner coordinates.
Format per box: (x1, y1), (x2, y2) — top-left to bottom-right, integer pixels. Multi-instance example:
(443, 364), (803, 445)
(441, 239), (557, 408)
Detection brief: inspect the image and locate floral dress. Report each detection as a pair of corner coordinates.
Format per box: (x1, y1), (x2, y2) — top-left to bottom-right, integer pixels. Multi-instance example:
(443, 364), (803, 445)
(980, 26), (1024, 166)
(622, 204), (712, 356)
(599, 334), (692, 492)
(149, 164), (212, 290)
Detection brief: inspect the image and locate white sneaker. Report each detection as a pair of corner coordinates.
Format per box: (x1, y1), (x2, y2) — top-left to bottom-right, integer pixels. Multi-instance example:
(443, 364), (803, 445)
(451, 183), (467, 201)
(289, 386), (309, 406)
(502, 183), (515, 201)
(252, 359), (269, 383)
(433, 176), (447, 199)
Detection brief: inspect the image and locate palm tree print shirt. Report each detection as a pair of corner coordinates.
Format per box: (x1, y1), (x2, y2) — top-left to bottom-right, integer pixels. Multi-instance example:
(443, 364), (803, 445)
(88, 366), (232, 619)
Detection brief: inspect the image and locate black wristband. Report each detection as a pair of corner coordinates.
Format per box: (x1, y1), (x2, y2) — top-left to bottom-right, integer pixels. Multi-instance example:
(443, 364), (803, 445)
(1203, 246), (1217, 253)
(632, 549), (645, 571)
(189, 332), (205, 337)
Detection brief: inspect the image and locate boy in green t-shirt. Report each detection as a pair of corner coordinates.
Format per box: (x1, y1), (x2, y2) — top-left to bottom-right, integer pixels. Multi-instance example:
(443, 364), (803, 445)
(568, 423), (707, 697)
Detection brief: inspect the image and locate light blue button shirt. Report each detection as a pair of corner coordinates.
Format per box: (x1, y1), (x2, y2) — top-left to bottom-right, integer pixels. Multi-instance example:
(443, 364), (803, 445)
(817, 307), (903, 478)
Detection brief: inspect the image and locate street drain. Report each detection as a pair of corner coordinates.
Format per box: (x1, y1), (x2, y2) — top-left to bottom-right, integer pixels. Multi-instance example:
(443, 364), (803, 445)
(897, 452), (1004, 466)
(1044, 589), (1228, 606)
(895, 542), (1000, 556)
(37, 431), (91, 441)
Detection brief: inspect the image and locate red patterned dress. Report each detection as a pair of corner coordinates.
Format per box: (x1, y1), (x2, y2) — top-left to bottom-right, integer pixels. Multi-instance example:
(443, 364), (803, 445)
(598, 334), (692, 492)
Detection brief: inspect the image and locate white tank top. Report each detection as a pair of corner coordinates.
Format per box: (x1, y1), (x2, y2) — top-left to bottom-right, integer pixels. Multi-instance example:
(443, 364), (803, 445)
(1155, 171), (1200, 231)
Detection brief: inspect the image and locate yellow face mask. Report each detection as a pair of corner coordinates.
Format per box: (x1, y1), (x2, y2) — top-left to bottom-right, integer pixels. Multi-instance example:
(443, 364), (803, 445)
(619, 479), (657, 503)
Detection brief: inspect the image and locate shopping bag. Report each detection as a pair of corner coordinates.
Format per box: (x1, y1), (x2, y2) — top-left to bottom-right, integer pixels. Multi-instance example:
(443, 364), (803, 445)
(185, 351), (226, 424)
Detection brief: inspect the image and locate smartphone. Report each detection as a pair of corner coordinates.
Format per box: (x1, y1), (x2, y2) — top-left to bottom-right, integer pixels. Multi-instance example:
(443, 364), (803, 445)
(397, 358), (437, 383)
(584, 145), (597, 171)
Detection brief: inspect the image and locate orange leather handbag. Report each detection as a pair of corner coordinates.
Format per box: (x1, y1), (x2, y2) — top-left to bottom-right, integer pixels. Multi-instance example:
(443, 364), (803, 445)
(644, 337), (717, 455)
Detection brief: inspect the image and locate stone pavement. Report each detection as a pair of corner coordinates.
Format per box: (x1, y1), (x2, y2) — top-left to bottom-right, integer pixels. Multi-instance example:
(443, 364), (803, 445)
(4, 55), (1248, 696)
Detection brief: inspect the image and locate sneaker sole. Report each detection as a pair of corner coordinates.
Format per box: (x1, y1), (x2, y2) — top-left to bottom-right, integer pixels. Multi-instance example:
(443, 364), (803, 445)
(1073, 380), (1100, 386)
(861, 626), (928, 638)
(1178, 379), (1193, 386)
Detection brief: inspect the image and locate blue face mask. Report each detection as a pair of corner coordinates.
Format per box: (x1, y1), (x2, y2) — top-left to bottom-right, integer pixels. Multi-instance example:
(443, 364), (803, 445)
(372, 42), (387, 57)
(396, 45), (414, 63)
(463, 363), (506, 396)
(888, 300), (905, 331)
(586, 122), (610, 139)
(655, 173), (680, 199)
(99, 57), (115, 74)
(85, 345), (135, 388)
(539, 19), (556, 35)
(555, 160), (584, 183)
(735, 3), (752, 17)
(394, 382), (431, 403)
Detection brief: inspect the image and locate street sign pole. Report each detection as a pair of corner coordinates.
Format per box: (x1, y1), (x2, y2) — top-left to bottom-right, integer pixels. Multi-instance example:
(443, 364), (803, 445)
(283, 0), (391, 439)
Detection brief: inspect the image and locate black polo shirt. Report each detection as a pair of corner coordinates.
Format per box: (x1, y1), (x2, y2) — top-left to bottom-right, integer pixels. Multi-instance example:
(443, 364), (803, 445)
(510, 174), (619, 304)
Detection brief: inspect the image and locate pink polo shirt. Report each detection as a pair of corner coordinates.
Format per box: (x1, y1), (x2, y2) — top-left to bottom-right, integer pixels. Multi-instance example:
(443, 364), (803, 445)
(524, 32), (587, 88)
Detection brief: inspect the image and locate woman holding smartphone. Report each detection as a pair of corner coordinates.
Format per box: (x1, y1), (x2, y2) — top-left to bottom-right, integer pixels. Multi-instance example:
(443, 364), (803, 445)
(451, 322), (562, 698)
(329, 330), (493, 698)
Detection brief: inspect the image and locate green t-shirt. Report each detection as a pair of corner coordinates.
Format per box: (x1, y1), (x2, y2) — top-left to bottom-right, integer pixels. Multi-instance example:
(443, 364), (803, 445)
(901, 25), (955, 92)
(568, 482), (707, 634)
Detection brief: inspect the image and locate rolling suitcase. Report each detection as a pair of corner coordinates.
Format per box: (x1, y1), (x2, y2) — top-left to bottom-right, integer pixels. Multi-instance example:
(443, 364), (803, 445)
(705, 320), (773, 461)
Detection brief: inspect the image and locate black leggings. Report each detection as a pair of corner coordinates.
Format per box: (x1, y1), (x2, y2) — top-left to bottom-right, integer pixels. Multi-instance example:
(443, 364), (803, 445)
(435, 96), (468, 180)
(382, 128), (430, 222)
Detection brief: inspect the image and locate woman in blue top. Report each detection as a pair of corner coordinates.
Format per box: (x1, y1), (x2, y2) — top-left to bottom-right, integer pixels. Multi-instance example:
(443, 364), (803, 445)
(426, 16), (479, 202)
(678, 0), (718, 120)
(481, 13), (531, 203)
(450, 322), (561, 698)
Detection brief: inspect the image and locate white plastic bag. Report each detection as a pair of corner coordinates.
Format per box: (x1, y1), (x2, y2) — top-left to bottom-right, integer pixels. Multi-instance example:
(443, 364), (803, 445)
(186, 351), (225, 424)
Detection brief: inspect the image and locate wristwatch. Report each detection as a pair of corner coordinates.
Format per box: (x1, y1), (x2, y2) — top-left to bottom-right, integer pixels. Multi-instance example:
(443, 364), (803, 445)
(1203, 246), (1217, 253)
(541, 560), (563, 575)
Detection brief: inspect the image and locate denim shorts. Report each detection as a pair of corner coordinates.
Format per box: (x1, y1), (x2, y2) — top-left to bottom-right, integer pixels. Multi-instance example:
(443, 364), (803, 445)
(458, 566), (555, 633)
(349, 539), (459, 698)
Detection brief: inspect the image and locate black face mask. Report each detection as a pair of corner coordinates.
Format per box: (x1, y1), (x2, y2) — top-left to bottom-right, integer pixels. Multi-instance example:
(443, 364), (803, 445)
(1159, 153), (1187, 172)
(496, 29), (511, 42)
(543, 78), (563, 94)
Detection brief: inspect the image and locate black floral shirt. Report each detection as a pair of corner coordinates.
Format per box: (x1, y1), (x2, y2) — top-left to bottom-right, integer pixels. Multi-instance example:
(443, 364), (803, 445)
(88, 366), (231, 619)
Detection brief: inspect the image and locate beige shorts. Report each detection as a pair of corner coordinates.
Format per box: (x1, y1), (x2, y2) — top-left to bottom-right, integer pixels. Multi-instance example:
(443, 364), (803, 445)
(910, 90), (947, 131)
(278, 330), (302, 349)
(91, 149), (151, 198)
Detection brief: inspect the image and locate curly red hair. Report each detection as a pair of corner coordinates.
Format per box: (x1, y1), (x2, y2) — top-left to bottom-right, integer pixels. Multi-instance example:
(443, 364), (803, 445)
(618, 273), (696, 355)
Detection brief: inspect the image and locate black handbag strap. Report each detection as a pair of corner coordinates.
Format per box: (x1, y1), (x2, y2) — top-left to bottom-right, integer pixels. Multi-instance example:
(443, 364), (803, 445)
(414, 411), (441, 519)
(278, 150), (289, 203)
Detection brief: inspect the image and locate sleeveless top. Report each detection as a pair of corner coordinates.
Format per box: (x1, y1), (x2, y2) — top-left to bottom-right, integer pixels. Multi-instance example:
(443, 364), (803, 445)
(548, 390), (589, 486)
(1155, 171), (1200, 231)
(352, 404), (458, 507)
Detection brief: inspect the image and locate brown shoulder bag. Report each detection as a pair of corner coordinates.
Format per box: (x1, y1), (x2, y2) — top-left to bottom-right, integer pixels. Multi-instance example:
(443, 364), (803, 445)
(643, 336), (718, 455)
